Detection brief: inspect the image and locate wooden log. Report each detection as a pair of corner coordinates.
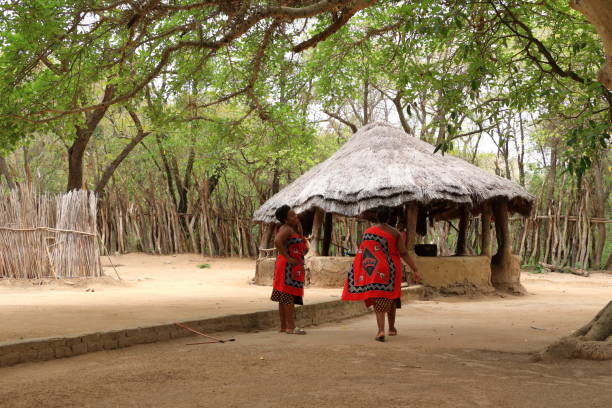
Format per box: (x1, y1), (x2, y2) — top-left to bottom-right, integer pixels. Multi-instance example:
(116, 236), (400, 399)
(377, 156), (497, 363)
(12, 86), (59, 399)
(456, 205), (469, 255)
(492, 198), (511, 260)
(481, 204), (492, 257)
(322, 212), (333, 256)
(405, 203), (418, 253)
(539, 262), (590, 277)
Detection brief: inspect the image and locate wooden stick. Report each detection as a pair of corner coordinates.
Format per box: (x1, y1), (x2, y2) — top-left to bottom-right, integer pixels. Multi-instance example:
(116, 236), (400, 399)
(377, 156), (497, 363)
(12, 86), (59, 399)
(0, 226), (96, 236)
(174, 322), (236, 343)
(539, 262), (590, 277)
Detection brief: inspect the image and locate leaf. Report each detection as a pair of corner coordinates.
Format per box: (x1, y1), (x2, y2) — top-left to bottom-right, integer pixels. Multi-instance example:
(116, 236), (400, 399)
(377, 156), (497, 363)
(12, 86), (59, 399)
(470, 79), (480, 92)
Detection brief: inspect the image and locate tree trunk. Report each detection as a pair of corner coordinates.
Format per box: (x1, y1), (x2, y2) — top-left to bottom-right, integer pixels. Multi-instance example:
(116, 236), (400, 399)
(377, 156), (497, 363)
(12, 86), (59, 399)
(516, 114), (526, 187)
(0, 155), (16, 190)
(392, 91), (413, 135)
(67, 85), (115, 191)
(543, 145), (558, 264)
(570, 0), (612, 90)
(156, 134), (178, 208)
(540, 300), (612, 360)
(589, 155), (608, 269)
(22, 146), (32, 188)
(363, 76), (369, 124)
(271, 158), (281, 195)
(605, 250), (612, 271)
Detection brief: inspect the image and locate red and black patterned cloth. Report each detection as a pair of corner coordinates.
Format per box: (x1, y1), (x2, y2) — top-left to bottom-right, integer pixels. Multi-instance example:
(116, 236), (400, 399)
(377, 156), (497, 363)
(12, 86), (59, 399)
(342, 226), (402, 306)
(272, 234), (307, 298)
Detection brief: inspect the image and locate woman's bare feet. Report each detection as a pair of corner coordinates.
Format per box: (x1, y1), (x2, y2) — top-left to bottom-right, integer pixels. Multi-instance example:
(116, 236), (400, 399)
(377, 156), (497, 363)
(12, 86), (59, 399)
(388, 328), (397, 336)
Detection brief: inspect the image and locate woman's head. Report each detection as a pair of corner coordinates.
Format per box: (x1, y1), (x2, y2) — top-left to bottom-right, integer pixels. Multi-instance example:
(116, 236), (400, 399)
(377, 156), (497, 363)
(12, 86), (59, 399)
(375, 206), (391, 223)
(275, 205), (298, 226)
(275, 205), (290, 223)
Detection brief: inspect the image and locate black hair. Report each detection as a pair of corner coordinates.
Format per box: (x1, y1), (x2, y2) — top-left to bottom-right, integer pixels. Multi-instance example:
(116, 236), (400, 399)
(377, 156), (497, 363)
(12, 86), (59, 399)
(275, 205), (291, 223)
(375, 206), (391, 223)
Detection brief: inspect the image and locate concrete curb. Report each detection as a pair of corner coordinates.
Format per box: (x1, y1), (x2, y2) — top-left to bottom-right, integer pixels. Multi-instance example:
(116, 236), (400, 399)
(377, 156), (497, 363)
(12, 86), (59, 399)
(0, 286), (424, 368)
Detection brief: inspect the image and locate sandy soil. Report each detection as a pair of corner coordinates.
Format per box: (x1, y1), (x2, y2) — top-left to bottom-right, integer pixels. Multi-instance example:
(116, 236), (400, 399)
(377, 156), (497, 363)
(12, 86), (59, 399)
(0, 267), (610, 407)
(0, 254), (340, 342)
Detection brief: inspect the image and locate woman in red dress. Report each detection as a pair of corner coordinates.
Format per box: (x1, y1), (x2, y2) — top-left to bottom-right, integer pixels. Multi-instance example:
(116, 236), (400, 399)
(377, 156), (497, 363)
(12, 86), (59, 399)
(271, 205), (308, 334)
(342, 206), (420, 342)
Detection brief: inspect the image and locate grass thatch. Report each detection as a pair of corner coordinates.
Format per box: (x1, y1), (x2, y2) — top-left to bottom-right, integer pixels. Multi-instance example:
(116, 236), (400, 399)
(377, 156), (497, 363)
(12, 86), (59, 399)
(254, 122), (534, 223)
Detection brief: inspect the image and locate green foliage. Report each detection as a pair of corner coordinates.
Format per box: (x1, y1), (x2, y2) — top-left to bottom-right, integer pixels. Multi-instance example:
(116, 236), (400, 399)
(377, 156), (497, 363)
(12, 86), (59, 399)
(524, 263), (548, 274)
(564, 121), (611, 179)
(0, 0), (609, 197)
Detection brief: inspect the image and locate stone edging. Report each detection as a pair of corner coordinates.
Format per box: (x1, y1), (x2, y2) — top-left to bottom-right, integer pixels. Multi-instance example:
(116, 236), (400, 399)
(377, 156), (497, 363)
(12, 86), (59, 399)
(0, 286), (423, 368)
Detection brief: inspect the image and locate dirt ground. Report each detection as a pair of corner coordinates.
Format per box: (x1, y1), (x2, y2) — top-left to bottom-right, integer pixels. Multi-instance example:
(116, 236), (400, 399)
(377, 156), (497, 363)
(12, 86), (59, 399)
(0, 255), (611, 407)
(0, 254), (339, 342)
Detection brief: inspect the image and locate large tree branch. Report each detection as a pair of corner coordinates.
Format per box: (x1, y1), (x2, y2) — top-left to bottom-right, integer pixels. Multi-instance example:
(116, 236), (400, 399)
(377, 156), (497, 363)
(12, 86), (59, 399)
(8, 0), (378, 124)
(444, 122), (499, 143)
(495, 3), (586, 84)
(246, 22), (279, 121)
(492, 1), (612, 117)
(293, 5), (366, 52)
(94, 109), (151, 195)
(324, 110), (358, 133)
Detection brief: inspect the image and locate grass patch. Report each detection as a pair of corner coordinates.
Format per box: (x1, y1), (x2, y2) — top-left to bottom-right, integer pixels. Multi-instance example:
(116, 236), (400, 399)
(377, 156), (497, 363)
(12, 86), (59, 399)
(523, 263), (548, 274)
(197, 263), (211, 269)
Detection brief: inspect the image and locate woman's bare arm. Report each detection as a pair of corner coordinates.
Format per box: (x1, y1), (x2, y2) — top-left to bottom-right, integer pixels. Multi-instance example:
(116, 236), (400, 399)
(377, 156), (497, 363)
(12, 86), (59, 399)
(396, 229), (420, 282)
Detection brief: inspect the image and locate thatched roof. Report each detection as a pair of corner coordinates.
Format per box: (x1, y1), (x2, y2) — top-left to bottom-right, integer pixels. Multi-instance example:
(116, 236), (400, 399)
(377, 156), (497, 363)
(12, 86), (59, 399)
(253, 122), (534, 223)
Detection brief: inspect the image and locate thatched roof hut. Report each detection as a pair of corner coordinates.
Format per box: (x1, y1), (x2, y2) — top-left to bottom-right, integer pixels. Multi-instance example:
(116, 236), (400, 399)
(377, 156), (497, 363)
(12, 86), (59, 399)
(254, 121), (534, 223)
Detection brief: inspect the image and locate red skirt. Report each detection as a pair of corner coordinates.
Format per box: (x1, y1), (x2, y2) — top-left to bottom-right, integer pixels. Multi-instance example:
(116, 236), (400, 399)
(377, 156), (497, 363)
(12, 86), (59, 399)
(342, 226), (402, 302)
(273, 235), (306, 297)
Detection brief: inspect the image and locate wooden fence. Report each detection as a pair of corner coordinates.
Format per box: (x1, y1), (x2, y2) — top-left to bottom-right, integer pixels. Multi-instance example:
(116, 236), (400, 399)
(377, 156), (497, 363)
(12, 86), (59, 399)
(0, 189), (101, 279)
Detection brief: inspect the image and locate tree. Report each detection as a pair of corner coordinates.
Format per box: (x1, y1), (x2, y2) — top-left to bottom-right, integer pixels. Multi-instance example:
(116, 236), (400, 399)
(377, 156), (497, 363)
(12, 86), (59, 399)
(0, 0), (377, 190)
(538, 301), (612, 360)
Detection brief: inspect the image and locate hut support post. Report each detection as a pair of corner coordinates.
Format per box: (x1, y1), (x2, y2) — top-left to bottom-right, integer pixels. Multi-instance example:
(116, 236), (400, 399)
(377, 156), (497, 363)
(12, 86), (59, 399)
(405, 203), (418, 253)
(456, 206), (469, 255)
(493, 199), (511, 260)
(322, 212), (333, 256)
(309, 208), (323, 256)
(491, 198), (523, 292)
(481, 204), (492, 257)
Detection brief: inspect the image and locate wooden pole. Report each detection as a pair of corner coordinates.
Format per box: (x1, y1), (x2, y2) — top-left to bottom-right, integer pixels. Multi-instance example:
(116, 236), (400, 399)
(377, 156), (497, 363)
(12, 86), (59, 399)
(481, 203), (492, 257)
(309, 208), (324, 256)
(322, 212), (333, 256)
(456, 206), (469, 255)
(405, 203), (418, 253)
(492, 199), (511, 261)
